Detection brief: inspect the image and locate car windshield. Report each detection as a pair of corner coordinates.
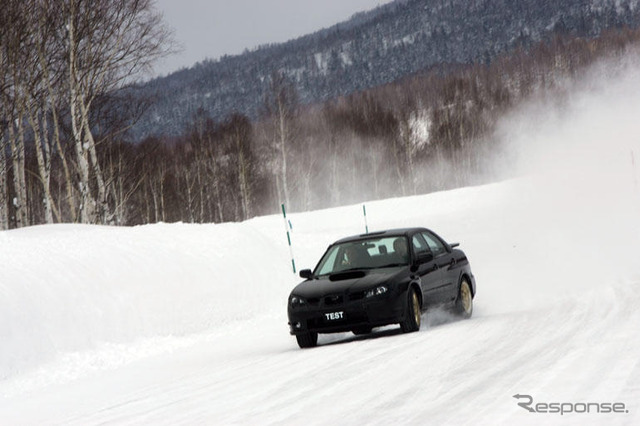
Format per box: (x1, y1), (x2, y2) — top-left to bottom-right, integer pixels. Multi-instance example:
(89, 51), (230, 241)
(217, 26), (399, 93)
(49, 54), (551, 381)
(314, 236), (410, 276)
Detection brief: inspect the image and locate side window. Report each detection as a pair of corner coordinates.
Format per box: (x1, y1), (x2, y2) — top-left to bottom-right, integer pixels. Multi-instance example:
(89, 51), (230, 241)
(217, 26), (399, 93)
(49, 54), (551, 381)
(422, 231), (446, 257)
(412, 233), (431, 258)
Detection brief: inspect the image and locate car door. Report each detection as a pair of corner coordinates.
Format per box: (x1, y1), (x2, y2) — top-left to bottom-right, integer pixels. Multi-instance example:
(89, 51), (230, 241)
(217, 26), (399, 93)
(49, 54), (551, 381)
(422, 231), (456, 303)
(410, 233), (443, 305)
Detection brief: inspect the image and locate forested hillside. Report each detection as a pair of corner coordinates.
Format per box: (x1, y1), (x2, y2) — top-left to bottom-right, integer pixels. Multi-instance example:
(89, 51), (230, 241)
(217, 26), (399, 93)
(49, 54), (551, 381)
(2, 0), (640, 228)
(131, 0), (640, 139)
(123, 29), (640, 225)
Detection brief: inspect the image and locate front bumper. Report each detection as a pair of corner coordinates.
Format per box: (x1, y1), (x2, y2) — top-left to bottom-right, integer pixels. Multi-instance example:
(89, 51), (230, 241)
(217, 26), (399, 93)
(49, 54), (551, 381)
(288, 291), (406, 335)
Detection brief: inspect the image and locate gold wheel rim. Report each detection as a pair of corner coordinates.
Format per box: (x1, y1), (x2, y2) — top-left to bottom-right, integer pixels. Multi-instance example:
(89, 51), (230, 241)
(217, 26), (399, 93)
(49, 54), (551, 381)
(412, 291), (421, 326)
(461, 282), (472, 314)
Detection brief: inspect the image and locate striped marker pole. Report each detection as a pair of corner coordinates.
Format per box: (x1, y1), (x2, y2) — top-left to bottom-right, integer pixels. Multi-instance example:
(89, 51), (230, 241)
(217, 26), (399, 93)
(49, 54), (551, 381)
(363, 204), (369, 234)
(282, 203), (296, 273)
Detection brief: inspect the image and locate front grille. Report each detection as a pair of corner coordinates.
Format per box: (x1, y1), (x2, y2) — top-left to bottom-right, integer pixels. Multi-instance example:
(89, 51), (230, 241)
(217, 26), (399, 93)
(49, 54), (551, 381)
(324, 294), (343, 305)
(349, 292), (365, 301)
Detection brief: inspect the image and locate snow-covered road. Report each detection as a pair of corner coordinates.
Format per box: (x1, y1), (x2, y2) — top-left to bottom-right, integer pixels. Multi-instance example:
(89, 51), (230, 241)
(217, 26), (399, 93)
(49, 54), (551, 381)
(4, 284), (640, 426)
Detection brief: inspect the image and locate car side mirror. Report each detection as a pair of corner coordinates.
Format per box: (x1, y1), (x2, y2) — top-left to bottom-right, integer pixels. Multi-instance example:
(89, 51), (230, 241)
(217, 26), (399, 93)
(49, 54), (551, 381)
(450, 242), (460, 248)
(299, 269), (313, 279)
(411, 252), (433, 271)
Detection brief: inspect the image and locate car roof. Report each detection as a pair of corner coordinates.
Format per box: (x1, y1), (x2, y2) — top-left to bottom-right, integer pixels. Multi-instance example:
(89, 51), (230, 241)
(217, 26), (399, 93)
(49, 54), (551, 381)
(332, 227), (428, 244)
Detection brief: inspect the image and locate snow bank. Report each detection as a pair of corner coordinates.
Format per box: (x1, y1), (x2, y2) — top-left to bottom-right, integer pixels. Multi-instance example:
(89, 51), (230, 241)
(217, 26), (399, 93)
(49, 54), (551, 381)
(0, 222), (298, 380)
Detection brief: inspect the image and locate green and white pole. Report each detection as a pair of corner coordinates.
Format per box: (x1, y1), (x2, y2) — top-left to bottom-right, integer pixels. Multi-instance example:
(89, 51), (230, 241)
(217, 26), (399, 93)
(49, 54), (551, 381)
(363, 204), (369, 234)
(282, 203), (296, 273)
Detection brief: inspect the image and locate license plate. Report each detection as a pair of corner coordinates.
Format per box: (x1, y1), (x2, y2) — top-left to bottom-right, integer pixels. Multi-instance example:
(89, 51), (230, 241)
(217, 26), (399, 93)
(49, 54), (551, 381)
(324, 311), (345, 321)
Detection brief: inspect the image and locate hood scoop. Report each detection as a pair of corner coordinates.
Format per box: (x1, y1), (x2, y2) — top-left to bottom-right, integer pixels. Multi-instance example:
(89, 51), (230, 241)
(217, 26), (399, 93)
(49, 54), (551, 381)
(329, 270), (366, 281)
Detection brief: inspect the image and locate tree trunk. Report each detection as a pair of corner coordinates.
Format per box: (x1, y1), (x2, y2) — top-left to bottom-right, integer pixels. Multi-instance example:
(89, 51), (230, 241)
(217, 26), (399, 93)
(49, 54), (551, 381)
(0, 131), (8, 230)
(80, 102), (109, 223)
(40, 43), (76, 222)
(238, 148), (251, 220)
(52, 104), (77, 222)
(68, 12), (94, 224)
(8, 108), (28, 228)
(27, 103), (57, 223)
(278, 103), (290, 208)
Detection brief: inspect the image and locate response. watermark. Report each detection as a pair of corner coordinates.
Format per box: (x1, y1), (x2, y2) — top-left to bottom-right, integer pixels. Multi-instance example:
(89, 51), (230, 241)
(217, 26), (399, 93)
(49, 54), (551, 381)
(513, 394), (629, 415)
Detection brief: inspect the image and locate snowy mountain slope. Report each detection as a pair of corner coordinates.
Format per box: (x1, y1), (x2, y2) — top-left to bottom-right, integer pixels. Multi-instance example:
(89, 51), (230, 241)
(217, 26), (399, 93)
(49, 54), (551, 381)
(134, 0), (640, 139)
(2, 58), (640, 424)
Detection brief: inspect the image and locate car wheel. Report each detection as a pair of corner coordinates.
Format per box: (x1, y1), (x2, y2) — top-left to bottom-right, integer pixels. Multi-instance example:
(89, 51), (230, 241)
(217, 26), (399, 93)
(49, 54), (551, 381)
(454, 278), (473, 319)
(352, 327), (372, 336)
(400, 288), (421, 333)
(296, 332), (318, 348)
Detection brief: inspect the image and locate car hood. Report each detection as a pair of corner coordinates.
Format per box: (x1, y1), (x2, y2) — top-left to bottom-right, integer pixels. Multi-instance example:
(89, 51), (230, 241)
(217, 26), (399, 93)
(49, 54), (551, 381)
(291, 267), (407, 298)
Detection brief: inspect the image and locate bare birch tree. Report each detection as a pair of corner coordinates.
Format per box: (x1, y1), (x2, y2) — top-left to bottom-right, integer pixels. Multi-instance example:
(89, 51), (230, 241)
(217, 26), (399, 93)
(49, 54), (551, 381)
(263, 71), (298, 209)
(0, 119), (7, 229)
(0, 8), (9, 230)
(33, 1), (76, 222)
(225, 113), (254, 220)
(61, 0), (172, 224)
(1, 1), (30, 228)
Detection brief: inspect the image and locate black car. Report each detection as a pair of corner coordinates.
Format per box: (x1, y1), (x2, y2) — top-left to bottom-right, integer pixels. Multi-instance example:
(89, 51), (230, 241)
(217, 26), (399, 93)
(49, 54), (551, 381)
(287, 228), (476, 348)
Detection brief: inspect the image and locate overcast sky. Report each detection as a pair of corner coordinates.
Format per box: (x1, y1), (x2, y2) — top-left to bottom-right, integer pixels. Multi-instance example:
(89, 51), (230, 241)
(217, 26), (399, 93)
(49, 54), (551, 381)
(152, 0), (394, 77)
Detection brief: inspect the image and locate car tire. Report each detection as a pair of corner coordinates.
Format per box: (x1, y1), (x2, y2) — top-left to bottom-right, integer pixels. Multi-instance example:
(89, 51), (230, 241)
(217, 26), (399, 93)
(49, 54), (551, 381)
(296, 332), (318, 348)
(352, 327), (372, 336)
(454, 278), (473, 319)
(400, 288), (421, 333)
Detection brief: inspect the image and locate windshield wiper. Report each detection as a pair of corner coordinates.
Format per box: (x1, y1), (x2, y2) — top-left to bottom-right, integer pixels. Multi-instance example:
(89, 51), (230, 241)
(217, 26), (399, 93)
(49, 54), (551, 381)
(336, 266), (374, 273)
(377, 263), (407, 268)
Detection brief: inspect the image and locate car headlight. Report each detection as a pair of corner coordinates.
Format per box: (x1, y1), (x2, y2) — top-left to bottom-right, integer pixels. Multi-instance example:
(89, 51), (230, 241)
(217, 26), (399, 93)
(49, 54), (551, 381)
(290, 295), (307, 307)
(365, 285), (388, 298)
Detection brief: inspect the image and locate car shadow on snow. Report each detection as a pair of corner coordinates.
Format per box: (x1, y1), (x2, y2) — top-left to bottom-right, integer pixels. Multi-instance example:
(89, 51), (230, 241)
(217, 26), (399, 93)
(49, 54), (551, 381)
(317, 307), (462, 347)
